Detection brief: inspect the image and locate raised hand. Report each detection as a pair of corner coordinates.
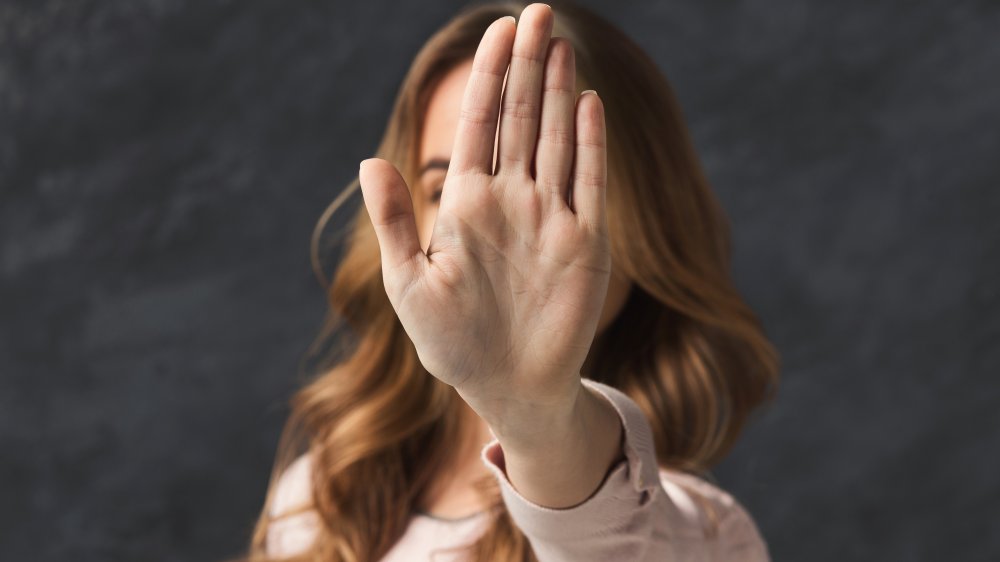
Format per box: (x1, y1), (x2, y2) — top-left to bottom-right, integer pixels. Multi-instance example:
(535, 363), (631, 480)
(358, 3), (609, 419)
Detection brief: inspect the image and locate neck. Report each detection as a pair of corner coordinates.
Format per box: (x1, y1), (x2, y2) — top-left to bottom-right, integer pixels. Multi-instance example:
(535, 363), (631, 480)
(414, 398), (496, 518)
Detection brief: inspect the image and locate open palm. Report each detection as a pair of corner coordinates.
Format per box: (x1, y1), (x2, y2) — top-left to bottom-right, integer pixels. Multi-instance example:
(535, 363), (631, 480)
(359, 4), (610, 409)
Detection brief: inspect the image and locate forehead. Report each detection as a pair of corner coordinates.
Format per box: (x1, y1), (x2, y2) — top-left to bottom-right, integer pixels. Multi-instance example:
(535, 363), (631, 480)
(418, 59), (474, 166)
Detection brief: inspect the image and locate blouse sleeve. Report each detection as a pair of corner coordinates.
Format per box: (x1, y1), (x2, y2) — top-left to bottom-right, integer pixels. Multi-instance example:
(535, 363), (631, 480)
(479, 377), (771, 561)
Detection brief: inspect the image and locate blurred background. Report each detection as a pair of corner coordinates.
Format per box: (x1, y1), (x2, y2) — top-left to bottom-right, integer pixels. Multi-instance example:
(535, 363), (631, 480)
(1, 0), (998, 560)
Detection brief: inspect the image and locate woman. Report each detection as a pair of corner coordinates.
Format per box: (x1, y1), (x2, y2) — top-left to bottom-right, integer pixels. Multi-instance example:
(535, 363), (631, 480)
(247, 1), (779, 560)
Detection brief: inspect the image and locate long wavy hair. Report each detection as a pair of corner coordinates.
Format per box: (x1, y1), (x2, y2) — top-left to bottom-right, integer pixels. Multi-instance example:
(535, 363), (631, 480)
(246, 1), (779, 560)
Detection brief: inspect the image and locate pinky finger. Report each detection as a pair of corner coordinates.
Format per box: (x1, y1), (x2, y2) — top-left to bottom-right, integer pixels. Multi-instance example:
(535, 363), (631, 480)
(571, 89), (607, 231)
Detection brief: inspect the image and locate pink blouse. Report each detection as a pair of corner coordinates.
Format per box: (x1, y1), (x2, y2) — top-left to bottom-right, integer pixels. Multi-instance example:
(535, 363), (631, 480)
(264, 379), (771, 561)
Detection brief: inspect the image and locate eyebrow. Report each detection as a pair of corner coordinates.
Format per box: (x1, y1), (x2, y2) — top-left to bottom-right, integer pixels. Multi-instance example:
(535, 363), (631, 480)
(419, 158), (450, 177)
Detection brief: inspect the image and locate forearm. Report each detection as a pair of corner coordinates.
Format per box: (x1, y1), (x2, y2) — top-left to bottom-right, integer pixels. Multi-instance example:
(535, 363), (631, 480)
(472, 380), (626, 509)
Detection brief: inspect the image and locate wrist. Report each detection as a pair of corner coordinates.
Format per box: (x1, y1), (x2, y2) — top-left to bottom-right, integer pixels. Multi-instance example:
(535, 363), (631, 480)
(482, 381), (627, 508)
(460, 379), (585, 452)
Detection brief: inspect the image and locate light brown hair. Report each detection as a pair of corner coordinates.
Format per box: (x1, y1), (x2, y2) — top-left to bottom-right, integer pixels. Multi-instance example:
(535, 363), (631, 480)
(245, 1), (779, 560)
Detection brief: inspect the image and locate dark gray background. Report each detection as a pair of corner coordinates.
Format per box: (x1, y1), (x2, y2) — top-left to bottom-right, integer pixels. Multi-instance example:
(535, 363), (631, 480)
(1, 0), (997, 560)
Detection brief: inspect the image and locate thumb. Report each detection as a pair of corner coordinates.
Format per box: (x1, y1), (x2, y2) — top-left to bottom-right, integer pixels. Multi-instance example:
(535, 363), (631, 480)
(358, 158), (425, 292)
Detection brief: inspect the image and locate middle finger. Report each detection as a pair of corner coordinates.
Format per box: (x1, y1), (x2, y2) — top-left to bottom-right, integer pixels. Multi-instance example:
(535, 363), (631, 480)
(495, 3), (554, 178)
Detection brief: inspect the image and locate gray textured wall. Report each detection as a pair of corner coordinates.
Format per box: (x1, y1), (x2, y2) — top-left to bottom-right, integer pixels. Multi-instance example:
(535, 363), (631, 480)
(1, 0), (997, 561)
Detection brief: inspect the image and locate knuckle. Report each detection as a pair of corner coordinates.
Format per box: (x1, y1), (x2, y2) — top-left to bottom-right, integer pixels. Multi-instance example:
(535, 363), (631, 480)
(542, 83), (574, 96)
(539, 127), (574, 146)
(501, 98), (538, 120)
(574, 169), (605, 188)
(471, 62), (507, 79)
(460, 106), (496, 126)
(373, 208), (411, 229)
(498, 151), (524, 170)
(576, 134), (605, 150)
(511, 50), (546, 66)
(536, 175), (565, 195)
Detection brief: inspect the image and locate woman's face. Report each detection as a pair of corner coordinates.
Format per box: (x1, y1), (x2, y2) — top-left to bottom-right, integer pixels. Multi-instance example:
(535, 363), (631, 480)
(415, 59), (632, 334)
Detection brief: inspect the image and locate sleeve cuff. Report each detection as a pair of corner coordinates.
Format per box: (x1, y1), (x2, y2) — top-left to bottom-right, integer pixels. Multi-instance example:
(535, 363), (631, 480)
(479, 378), (663, 542)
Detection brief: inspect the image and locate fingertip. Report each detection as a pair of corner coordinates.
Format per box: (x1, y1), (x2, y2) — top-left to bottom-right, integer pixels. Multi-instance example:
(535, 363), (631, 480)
(490, 15), (515, 36)
(528, 3), (553, 17)
(516, 3), (553, 34)
(546, 37), (575, 68)
(580, 89), (603, 113)
(579, 90), (606, 134)
(359, 158), (373, 176)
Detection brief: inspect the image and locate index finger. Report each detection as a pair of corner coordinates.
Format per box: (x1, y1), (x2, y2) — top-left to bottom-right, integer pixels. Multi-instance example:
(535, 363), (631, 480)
(449, 15), (516, 176)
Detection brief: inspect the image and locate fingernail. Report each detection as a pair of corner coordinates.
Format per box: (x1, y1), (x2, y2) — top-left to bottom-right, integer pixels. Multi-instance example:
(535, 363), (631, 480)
(500, 15), (515, 25)
(581, 89), (598, 97)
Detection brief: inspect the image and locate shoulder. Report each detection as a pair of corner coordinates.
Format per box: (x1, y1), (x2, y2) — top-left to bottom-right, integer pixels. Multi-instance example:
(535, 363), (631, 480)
(266, 453), (321, 557)
(657, 467), (771, 560)
(270, 453), (314, 517)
